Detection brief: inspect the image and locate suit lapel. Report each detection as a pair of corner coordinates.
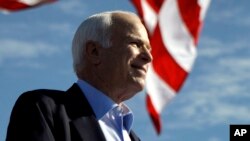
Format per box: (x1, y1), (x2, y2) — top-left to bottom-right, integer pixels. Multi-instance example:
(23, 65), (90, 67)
(70, 116), (106, 141)
(65, 84), (106, 141)
(129, 130), (141, 141)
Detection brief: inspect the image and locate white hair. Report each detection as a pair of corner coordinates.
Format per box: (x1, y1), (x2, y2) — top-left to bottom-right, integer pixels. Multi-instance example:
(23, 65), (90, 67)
(72, 11), (137, 76)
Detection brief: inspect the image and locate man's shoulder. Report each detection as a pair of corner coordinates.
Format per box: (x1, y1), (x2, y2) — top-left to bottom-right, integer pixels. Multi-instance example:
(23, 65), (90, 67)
(21, 88), (65, 98)
(16, 89), (67, 107)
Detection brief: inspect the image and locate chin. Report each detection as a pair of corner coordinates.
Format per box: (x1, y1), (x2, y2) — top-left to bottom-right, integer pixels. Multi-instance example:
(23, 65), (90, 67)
(133, 79), (145, 92)
(120, 82), (144, 102)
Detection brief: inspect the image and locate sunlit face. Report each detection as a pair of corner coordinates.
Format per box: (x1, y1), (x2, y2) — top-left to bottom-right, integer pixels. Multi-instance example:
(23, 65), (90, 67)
(97, 14), (153, 103)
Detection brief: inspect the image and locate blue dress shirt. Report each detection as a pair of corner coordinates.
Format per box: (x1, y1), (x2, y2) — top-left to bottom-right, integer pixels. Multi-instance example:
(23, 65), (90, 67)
(77, 80), (134, 141)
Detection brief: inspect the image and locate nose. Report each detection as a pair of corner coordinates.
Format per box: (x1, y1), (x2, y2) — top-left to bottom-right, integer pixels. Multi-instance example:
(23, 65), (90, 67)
(140, 47), (153, 63)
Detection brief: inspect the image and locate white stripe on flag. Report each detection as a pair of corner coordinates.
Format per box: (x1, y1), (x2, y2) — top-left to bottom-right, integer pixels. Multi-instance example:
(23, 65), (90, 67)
(146, 65), (176, 113)
(18, 0), (43, 5)
(141, 0), (158, 35)
(159, 0), (197, 72)
(198, 0), (211, 20)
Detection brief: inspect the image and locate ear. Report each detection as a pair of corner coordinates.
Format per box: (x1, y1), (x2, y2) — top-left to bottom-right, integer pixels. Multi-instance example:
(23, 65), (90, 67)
(85, 41), (101, 65)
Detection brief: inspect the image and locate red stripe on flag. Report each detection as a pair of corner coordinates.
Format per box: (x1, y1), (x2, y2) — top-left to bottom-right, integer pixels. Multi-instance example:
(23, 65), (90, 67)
(0, 0), (56, 12)
(130, 0), (144, 18)
(145, 0), (164, 13)
(177, 0), (201, 44)
(150, 24), (188, 92)
(0, 1), (30, 11)
(146, 94), (161, 134)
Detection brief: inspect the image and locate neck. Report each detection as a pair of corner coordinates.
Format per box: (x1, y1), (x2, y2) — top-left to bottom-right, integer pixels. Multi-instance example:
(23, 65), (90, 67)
(79, 69), (125, 103)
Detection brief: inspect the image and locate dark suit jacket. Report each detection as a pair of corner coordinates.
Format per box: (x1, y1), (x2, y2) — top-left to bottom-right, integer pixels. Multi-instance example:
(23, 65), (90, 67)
(6, 84), (140, 141)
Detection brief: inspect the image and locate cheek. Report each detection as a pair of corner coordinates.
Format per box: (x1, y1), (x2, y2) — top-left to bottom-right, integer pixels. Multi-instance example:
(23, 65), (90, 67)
(114, 48), (138, 75)
(126, 56), (135, 68)
(111, 56), (130, 75)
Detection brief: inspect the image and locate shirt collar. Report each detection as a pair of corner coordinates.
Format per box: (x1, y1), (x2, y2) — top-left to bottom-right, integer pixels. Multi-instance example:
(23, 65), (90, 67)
(77, 79), (134, 132)
(115, 104), (134, 132)
(77, 79), (115, 119)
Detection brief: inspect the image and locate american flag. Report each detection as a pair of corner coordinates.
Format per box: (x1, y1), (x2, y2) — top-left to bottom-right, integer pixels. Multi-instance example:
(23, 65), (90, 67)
(0, 0), (56, 12)
(131, 0), (210, 134)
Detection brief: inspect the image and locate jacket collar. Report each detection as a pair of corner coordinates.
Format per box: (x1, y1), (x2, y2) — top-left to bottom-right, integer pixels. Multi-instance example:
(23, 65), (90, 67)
(65, 83), (106, 141)
(65, 83), (95, 119)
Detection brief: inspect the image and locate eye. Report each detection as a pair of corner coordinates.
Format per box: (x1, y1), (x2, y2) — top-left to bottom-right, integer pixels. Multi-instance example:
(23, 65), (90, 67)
(130, 42), (141, 48)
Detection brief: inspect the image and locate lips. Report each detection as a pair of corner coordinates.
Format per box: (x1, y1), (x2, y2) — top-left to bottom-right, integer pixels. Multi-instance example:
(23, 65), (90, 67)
(131, 64), (147, 73)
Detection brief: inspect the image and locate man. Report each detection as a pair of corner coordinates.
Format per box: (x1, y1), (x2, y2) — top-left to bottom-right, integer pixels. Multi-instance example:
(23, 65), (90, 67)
(6, 10), (152, 141)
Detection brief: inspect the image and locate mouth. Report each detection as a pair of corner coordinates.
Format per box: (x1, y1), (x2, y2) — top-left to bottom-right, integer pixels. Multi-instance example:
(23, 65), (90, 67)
(131, 64), (147, 73)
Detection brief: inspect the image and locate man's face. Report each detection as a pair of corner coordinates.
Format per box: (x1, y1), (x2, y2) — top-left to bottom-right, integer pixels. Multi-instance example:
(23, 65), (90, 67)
(97, 15), (152, 102)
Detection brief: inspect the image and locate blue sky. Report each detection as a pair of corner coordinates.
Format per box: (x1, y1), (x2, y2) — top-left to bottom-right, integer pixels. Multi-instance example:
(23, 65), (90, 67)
(1, 0), (250, 141)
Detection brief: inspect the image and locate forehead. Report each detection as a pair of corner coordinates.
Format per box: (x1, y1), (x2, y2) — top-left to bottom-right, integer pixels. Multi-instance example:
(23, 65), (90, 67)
(110, 13), (149, 42)
(111, 13), (144, 32)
